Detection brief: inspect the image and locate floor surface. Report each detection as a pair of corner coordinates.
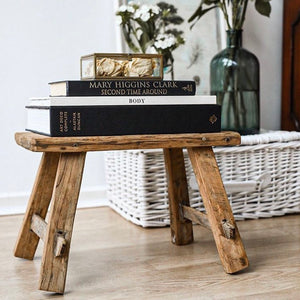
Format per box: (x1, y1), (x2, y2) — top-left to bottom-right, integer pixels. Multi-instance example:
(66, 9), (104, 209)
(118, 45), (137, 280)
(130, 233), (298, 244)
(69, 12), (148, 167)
(0, 207), (300, 299)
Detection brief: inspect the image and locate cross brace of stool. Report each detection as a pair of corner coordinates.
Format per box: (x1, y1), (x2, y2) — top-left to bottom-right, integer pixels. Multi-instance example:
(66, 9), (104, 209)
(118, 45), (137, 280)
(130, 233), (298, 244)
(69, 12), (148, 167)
(14, 132), (248, 294)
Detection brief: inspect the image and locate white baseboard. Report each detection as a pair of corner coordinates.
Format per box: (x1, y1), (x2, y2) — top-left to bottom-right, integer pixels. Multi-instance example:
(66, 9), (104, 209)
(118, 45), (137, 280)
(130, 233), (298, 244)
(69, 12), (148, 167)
(0, 185), (108, 216)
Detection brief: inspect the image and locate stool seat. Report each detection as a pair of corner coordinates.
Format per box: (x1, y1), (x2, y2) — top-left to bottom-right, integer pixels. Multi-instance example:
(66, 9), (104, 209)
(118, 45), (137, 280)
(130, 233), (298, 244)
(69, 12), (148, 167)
(15, 131), (240, 152)
(14, 131), (248, 294)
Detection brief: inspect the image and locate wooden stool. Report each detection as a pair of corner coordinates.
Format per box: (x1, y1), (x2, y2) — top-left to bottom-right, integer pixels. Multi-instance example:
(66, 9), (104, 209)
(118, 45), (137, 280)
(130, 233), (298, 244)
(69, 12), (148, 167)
(14, 131), (249, 294)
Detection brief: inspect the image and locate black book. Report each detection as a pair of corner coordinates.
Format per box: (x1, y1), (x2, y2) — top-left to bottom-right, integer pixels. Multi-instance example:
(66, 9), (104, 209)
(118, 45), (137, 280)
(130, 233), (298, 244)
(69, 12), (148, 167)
(49, 80), (196, 97)
(26, 104), (221, 137)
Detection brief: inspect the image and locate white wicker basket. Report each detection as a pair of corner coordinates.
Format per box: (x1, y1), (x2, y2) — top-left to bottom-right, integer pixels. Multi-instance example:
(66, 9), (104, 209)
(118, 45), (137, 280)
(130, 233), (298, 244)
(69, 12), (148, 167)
(105, 131), (300, 227)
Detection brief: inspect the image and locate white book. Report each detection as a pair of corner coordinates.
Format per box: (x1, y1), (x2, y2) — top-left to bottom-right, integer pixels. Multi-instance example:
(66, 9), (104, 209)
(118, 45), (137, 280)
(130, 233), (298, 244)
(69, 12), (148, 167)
(27, 95), (216, 107)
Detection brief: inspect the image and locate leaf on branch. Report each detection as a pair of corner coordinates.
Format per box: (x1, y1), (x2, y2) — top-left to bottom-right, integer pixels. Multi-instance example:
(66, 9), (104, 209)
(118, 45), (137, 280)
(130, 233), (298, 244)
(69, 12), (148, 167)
(188, 3), (203, 23)
(255, 0), (271, 17)
(203, 0), (219, 4)
(157, 2), (178, 14)
(140, 32), (150, 47)
(188, 5), (219, 28)
(165, 16), (184, 25)
(165, 28), (184, 36)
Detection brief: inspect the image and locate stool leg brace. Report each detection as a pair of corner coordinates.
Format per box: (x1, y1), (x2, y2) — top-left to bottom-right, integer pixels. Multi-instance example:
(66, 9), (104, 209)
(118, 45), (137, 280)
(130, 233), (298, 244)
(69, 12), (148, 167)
(14, 152), (86, 293)
(164, 147), (249, 274)
(14, 146), (248, 294)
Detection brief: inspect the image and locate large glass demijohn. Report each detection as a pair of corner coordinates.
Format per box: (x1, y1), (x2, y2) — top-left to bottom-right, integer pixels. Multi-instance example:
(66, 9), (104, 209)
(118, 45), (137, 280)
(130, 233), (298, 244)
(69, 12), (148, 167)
(210, 30), (260, 134)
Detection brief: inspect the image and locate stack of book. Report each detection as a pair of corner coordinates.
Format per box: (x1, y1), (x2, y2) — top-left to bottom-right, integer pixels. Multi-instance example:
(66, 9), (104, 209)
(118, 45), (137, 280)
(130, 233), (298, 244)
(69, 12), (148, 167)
(25, 79), (221, 136)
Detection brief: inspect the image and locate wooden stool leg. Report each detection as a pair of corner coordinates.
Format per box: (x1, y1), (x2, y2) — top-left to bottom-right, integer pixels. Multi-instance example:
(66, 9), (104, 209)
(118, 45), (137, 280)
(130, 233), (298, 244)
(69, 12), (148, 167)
(188, 146), (249, 274)
(14, 152), (60, 260)
(39, 152), (86, 294)
(164, 148), (193, 245)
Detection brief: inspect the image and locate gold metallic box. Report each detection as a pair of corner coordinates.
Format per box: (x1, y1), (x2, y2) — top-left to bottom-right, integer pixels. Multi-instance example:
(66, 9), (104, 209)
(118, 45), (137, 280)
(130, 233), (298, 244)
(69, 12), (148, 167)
(80, 53), (163, 80)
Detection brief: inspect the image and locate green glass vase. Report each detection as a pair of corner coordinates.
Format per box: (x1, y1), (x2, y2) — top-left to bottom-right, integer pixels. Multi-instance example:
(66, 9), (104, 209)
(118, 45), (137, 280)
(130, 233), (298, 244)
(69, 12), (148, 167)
(210, 30), (260, 135)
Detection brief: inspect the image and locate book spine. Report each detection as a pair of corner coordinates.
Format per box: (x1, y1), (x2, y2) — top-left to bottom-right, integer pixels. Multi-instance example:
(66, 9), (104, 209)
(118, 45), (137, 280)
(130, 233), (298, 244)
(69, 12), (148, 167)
(46, 105), (220, 136)
(54, 80), (196, 96)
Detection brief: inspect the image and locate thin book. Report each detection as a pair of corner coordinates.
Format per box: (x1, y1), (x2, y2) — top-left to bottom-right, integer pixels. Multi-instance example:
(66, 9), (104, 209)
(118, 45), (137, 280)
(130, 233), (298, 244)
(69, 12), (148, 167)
(49, 80), (196, 96)
(28, 95), (216, 107)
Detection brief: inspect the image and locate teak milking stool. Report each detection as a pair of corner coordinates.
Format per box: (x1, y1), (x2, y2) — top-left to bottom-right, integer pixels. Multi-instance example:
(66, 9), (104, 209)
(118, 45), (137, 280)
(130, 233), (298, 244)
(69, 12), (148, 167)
(14, 131), (249, 294)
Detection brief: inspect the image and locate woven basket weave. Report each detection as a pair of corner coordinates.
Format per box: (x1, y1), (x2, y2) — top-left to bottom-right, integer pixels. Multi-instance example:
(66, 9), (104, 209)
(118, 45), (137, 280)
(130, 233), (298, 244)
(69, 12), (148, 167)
(105, 131), (300, 227)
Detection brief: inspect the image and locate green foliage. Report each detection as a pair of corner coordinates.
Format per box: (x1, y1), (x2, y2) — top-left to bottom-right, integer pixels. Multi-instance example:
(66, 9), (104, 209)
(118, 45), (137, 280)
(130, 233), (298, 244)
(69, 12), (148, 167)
(189, 4), (219, 28)
(188, 0), (272, 30)
(253, 0), (271, 17)
(116, 1), (185, 78)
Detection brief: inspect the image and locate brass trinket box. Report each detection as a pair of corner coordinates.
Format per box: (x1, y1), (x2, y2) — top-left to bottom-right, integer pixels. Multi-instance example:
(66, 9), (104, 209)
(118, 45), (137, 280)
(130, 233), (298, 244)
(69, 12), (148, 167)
(80, 53), (163, 80)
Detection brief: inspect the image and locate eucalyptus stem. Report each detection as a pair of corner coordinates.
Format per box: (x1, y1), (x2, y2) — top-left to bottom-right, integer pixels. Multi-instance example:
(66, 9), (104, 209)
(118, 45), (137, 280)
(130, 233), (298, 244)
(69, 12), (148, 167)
(170, 53), (174, 80)
(240, 91), (247, 127)
(132, 29), (145, 53)
(122, 26), (139, 53)
(131, 21), (147, 53)
(237, 0), (248, 29)
(232, 0), (239, 30)
(220, 0), (231, 29)
(189, 0), (271, 31)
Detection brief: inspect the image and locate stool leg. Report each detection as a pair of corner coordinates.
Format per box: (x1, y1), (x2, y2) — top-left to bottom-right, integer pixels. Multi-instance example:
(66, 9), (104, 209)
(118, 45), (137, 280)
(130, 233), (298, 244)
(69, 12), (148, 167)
(14, 152), (60, 260)
(187, 146), (249, 274)
(39, 152), (86, 294)
(164, 148), (193, 245)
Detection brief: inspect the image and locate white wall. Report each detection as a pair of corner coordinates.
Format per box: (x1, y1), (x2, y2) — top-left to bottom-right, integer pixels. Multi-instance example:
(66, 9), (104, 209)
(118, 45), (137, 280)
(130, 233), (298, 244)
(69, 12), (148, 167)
(0, 1), (284, 214)
(0, 0), (118, 214)
(244, 1), (283, 130)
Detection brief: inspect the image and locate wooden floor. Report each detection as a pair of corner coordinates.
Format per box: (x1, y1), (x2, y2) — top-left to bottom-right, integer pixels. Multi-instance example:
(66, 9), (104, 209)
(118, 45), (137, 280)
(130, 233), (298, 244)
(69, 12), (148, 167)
(1, 207), (300, 300)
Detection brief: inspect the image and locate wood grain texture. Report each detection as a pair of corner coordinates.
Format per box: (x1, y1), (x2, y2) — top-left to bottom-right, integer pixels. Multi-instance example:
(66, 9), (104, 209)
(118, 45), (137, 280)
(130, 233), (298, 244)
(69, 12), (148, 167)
(39, 152), (86, 294)
(4, 208), (300, 299)
(163, 148), (193, 245)
(14, 152), (60, 260)
(30, 214), (47, 241)
(15, 131), (241, 152)
(54, 235), (67, 257)
(14, 131), (244, 294)
(187, 147), (249, 274)
(182, 205), (211, 230)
